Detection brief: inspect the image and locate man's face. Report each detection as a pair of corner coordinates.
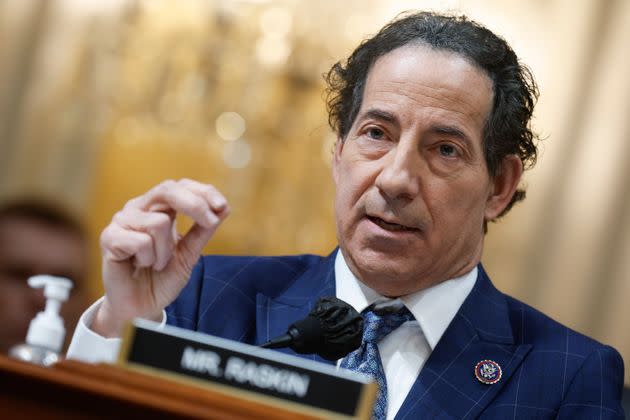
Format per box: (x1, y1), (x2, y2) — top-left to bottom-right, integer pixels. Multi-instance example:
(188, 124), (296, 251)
(333, 44), (520, 297)
(0, 216), (88, 352)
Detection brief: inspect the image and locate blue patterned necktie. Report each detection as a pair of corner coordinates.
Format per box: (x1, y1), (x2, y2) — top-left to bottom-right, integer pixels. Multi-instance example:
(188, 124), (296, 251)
(340, 304), (414, 420)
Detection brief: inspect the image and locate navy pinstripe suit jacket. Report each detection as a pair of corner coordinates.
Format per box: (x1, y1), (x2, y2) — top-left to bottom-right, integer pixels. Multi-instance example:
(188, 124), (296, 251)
(166, 250), (625, 419)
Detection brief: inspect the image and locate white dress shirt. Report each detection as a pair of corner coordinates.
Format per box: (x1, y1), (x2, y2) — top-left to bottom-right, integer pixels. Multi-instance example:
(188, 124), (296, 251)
(334, 251), (476, 420)
(67, 251), (476, 419)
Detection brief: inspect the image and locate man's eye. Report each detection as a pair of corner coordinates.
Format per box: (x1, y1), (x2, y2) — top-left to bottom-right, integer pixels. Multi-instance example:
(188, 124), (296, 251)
(439, 144), (457, 157)
(366, 128), (385, 140)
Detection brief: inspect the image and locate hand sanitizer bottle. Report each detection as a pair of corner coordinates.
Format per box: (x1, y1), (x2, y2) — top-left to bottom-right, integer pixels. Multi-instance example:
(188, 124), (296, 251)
(9, 275), (73, 366)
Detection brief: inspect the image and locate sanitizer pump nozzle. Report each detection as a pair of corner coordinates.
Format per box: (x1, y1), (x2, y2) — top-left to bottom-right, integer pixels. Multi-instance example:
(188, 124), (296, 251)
(9, 275), (73, 366)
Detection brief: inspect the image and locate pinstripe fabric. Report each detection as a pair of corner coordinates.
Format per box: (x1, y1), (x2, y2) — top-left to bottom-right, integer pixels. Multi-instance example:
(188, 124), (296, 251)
(165, 249), (625, 419)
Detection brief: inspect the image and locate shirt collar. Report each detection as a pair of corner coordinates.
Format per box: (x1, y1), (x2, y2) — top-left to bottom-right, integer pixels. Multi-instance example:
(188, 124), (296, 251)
(334, 249), (477, 350)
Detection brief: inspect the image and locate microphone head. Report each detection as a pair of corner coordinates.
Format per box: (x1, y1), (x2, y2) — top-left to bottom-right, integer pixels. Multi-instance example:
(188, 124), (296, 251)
(289, 296), (363, 360)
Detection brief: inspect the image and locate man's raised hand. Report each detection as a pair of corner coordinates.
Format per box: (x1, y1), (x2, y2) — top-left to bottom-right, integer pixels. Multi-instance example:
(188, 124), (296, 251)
(92, 179), (229, 337)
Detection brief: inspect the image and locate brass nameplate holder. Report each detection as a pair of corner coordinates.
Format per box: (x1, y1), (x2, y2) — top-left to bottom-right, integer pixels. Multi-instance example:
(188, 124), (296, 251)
(118, 319), (376, 419)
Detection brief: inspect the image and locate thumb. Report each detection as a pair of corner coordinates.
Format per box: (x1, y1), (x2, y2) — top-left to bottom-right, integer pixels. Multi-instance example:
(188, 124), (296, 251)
(176, 222), (217, 269)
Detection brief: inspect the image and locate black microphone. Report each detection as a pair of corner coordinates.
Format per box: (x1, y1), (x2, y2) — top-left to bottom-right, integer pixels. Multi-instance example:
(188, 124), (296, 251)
(260, 296), (364, 360)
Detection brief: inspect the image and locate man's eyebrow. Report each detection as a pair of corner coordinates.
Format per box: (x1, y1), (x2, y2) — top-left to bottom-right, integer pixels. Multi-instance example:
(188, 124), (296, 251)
(360, 109), (398, 124)
(431, 125), (472, 145)
(358, 109), (474, 144)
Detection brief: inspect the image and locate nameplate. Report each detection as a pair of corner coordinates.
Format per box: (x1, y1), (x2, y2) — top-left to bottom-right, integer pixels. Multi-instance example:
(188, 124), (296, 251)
(118, 319), (376, 419)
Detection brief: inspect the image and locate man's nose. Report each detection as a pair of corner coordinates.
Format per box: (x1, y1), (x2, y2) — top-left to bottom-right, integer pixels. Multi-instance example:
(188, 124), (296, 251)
(374, 143), (422, 202)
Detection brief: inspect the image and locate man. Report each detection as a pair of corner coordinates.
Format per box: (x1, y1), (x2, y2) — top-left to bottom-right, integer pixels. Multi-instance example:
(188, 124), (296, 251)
(68, 12), (625, 419)
(0, 199), (89, 353)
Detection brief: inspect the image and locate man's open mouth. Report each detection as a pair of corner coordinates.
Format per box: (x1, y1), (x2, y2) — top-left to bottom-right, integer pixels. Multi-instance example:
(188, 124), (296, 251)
(367, 216), (416, 232)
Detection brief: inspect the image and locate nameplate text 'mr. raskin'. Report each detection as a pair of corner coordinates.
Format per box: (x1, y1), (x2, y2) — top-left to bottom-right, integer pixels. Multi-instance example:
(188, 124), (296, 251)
(118, 319), (376, 419)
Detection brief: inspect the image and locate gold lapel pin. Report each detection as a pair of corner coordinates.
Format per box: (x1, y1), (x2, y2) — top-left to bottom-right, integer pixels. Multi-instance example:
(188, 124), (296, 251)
(474, 359), (502, 385)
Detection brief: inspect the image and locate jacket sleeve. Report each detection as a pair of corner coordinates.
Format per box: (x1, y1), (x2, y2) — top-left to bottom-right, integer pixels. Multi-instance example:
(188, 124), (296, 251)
(556, 345), (625, 419)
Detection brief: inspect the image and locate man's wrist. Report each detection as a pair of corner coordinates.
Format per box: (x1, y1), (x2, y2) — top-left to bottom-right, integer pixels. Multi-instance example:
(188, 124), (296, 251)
(92, 298), (164, 338)
(91, 298), (125, 338)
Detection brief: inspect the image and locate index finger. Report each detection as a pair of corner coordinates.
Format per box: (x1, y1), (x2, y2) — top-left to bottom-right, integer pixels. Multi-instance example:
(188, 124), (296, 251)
(125, 180), (217, 229)
(177, 178), (229, 218)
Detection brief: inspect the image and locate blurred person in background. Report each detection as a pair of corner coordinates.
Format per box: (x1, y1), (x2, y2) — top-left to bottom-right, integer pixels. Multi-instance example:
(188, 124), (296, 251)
(0, 199), (90, 353)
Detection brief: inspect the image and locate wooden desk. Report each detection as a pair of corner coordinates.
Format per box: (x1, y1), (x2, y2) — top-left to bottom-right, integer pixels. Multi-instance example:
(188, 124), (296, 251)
(0, 354), (319, 419)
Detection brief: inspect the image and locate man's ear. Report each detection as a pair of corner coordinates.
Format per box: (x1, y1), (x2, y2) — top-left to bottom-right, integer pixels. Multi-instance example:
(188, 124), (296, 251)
(332, 137), (344, 185)
(484, 154), (523, 221)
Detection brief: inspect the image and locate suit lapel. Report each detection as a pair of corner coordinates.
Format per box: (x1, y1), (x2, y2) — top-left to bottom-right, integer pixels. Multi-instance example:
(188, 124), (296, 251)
(256, 250), (337, 366)
(256, 257), (532, 418)
(396, 266), (532, 419)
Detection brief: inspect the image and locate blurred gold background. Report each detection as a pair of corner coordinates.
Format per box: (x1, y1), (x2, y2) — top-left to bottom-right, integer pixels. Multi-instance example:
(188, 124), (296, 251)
(1, 0), (629, 384)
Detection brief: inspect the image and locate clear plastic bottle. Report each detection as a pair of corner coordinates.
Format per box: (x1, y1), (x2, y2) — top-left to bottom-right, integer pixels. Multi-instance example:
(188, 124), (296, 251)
(9, 275), (73, 366)
(9, 343), (61, 366)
